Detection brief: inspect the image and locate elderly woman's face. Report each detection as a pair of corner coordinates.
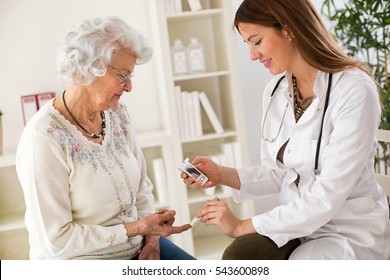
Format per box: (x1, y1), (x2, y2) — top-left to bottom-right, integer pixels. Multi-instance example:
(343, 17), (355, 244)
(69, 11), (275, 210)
(93, 49), (136, 110)
(238, 22), (296, 75)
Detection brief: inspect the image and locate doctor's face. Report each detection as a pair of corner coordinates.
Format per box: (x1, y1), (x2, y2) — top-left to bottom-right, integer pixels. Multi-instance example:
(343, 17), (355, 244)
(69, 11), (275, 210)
(238, 22), (297, 75)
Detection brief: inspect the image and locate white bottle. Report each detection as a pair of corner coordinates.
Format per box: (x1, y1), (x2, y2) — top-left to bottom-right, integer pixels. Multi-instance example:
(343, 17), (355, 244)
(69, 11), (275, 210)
(187, 37), (205, 74)
(171, 39), (188, 76)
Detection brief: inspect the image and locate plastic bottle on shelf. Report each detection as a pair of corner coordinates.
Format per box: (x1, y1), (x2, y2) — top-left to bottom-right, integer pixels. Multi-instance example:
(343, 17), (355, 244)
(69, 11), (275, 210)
(187, 37), (205, 74)
(171, 39), (188, 76)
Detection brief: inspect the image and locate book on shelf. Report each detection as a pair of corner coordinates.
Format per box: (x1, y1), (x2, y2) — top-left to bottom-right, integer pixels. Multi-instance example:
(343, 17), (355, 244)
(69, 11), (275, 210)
(181, 90), (191, 139)
(37, 92), (54, 109)
(183, 91), (194, 138)
(221, 142), (235, 167)
(164, 0), (183, 14)
(221, 142), (243, 168)
(210, 142), (241, 195)
(175, 89), (224, 139)
(198, 91), (224, 134)
(187, 0), (202, 11)
(191, 91), (202, 137)
(175, 85), (185, 138)
(152, 157), (169, 205)
(21, 92), (55, 125)
(174, 0), (183, 12)
(176, 89), (203, 140)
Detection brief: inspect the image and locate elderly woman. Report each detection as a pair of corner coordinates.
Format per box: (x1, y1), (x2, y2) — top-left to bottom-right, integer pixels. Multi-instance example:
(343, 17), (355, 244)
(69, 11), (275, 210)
(16, 16), (194, 260)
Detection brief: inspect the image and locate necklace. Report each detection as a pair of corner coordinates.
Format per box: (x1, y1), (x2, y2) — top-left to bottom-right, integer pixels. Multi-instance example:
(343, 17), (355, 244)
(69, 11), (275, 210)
(62, 91), (106, 139)
(292, 76), (314, 122)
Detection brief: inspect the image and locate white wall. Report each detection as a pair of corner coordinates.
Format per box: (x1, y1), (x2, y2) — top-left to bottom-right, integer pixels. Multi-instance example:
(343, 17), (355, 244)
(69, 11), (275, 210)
(1, 0), (325, 160)
(0, 0), (163, 153)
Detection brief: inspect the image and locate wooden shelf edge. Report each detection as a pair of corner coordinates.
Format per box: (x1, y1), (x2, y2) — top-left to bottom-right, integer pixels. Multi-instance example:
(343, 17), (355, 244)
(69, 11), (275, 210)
(166, 9), (223, 20)
(0, 211), (25, 232)
(0, 153), (16, 168)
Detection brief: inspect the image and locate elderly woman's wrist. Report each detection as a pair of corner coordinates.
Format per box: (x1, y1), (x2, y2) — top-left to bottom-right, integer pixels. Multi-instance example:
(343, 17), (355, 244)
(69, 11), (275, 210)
(145, 235), (160, 245)
(125, 219), (148, 237)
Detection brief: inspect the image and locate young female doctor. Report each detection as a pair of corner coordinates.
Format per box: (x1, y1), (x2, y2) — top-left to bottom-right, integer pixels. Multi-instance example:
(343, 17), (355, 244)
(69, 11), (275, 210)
(181, 0), (390, 259)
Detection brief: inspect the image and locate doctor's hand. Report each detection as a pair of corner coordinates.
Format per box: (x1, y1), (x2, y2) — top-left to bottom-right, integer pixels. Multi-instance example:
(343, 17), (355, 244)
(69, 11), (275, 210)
(195, 199), (255, 238)
(180, 156), (222, 189)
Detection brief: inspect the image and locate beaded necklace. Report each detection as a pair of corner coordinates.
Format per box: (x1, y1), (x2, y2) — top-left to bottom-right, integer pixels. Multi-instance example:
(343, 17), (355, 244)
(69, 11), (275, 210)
(292, 76), (315, 122)
(62, 91), (106, 139)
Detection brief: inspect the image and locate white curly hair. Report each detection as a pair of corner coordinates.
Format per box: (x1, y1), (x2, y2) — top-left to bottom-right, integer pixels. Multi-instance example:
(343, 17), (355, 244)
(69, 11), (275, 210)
(56, 16), (153, 86)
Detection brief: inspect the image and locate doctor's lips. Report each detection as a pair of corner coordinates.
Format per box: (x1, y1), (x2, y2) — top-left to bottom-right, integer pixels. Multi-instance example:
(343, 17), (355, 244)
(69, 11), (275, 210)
(261, 58), (271, 67)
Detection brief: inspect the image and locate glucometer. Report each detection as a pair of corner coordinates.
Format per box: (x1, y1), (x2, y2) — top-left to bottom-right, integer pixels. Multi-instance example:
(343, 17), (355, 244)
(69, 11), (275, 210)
(190, 196), (220, 227)
(178, 158), (208, 187)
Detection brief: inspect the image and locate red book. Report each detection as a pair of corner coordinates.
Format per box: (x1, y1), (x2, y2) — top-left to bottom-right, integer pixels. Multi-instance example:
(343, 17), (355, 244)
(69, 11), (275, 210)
(37, 92), (55, 109)
(21, 95), (39, 125)
(21, 92), (55, 125)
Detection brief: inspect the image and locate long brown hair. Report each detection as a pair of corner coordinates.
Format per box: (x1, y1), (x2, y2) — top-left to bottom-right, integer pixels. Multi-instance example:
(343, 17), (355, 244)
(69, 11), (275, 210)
(234, 0), (372, 76)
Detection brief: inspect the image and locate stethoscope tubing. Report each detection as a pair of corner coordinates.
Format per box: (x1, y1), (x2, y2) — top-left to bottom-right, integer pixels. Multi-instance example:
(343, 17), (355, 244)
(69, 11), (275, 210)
(265, 73), (333, 174)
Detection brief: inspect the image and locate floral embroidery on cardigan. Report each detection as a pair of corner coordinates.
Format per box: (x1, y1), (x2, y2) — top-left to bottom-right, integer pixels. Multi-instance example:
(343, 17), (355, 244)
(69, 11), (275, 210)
(106, 233), (116, 247)
(47, 115), (100, 171)
(47, 104), (131, 168)
(46, 104), (136, 213)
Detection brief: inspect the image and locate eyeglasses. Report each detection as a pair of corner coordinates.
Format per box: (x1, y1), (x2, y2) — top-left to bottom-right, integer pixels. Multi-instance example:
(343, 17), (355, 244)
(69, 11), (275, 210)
(261, 91), (289, 143)
(107, 65), (134, 85)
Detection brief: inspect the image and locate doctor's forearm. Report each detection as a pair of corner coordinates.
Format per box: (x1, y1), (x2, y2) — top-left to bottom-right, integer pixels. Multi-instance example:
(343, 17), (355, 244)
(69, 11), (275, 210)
(233, 219), (257, 238)
(220, 166), (241, 190)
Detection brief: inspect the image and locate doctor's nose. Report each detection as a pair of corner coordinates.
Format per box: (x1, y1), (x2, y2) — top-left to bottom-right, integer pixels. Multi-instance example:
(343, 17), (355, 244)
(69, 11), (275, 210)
(250, 48), (261, 61)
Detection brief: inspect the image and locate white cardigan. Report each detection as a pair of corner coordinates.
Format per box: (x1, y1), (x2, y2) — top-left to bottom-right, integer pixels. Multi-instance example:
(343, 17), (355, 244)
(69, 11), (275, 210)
(233, 69), (390, 259)
(16, 101), (154, 259)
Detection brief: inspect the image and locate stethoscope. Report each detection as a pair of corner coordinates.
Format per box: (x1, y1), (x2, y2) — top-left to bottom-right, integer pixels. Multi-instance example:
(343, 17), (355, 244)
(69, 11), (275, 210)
(261, 73), (333, 175)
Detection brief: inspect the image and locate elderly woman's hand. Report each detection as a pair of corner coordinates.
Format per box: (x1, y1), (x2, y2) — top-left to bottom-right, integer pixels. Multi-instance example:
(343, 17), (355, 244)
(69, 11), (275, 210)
(125, 209), (191, 237)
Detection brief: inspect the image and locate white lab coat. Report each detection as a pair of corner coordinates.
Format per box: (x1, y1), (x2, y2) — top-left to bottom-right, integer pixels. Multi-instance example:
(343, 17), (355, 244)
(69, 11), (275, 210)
(233, 69), (390, 259)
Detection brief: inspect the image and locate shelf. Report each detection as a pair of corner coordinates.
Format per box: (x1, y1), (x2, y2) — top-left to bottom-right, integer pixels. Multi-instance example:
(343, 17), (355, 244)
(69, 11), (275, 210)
(181, 130), (237, 143)
(0, 152), (16, 168)
(187, 187), (232, 204)
(137, 130), (172, 148)
(151, 0), (249, 257)
(0, 211), (25, 232)
(166, 9), (223, 20)
(173, 70), (230, 82)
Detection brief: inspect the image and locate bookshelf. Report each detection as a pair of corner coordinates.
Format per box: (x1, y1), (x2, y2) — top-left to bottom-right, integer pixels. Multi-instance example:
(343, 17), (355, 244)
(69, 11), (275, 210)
(146, 0), (253, 259)
(0, 153), (29, 259)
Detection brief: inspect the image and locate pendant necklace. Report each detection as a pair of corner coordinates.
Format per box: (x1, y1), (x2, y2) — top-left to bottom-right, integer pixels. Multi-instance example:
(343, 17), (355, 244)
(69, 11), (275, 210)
(62, 91), (106, 139)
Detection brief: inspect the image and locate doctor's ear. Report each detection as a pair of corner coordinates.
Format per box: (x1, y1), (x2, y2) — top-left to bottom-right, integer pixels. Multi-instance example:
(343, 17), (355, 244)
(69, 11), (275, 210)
(282, 25), (295, 43)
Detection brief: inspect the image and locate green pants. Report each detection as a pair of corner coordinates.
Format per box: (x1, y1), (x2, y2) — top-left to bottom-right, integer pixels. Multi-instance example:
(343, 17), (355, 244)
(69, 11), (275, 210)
(222, 233), (300, 260)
